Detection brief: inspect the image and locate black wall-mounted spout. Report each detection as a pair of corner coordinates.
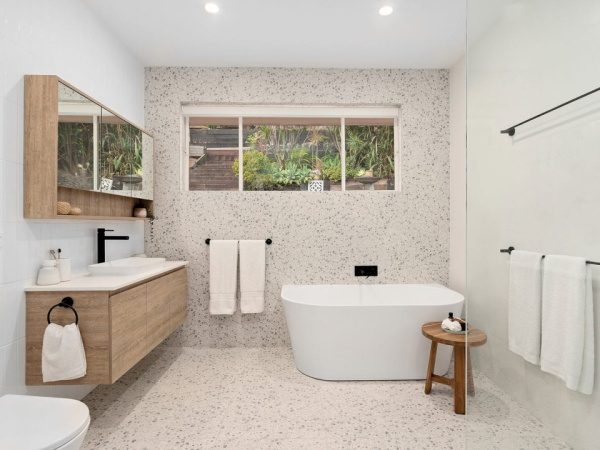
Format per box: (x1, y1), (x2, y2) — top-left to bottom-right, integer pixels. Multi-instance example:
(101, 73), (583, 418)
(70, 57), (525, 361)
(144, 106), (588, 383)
(355, 266), (378, 278)
(97, 228), (129, 264)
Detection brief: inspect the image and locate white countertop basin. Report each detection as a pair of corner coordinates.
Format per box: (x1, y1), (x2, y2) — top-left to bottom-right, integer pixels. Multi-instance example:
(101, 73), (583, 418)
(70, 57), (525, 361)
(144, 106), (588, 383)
(89, 257), (167, 276)
(25, 260), (188, 292)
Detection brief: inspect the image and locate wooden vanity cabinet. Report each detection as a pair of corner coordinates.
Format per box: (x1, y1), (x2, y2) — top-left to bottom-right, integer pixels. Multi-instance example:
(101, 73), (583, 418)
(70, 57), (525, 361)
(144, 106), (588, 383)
(26, 267), (187, 385)
(110, 284), (148, 382)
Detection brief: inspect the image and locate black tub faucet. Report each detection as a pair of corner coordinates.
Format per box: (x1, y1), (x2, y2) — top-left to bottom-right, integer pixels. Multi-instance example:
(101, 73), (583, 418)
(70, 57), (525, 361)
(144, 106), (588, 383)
(97, 228), (129, 264)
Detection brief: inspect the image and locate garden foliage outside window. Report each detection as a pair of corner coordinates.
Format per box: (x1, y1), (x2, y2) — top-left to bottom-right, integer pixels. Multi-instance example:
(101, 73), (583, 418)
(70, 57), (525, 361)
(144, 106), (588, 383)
(184, 106), (398, 192)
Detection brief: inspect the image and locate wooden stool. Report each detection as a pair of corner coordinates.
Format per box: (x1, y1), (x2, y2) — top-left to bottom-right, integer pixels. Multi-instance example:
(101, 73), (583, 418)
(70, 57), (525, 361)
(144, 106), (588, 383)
(421, 321), (487, 414)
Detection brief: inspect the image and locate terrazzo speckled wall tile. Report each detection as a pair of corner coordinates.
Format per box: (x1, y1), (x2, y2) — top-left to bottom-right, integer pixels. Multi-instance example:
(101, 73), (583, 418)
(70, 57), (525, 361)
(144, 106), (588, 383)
(144, 67), (450, 348)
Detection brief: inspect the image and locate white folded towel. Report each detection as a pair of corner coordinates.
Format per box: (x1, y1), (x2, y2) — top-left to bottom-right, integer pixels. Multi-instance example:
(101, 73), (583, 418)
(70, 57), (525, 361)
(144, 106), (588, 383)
(239, 240), (266, 314)
(579, 266), (595, 394)
(42, 323), (87, 382)
(209, 240), (239, 315)
(508, 250), (544, 364)
(540, 255), (594, 394)
(442, 318), (462, 332)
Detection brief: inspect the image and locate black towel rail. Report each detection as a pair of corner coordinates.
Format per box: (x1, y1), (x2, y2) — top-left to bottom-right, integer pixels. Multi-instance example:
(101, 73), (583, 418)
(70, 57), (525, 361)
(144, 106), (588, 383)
(205, 238), (272, 245)
(500, 246), (600, 266)
(47, 297), (79, 325)
(500, 86), (600, 136)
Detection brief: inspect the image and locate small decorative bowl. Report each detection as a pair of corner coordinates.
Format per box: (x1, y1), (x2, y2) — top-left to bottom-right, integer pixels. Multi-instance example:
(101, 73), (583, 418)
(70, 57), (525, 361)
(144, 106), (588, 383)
(133, 207), (147, 218)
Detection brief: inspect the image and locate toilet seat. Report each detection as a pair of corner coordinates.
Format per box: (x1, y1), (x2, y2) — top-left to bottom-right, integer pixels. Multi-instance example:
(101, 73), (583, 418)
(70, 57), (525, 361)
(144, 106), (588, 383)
(0, 395), (90, 450)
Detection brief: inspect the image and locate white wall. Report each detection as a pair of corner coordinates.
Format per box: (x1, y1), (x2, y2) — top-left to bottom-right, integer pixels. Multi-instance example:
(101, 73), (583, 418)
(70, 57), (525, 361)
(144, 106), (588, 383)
(449, 54), (466, 294)
(467, 0), (600, 448)
(0, 0), (145, 400)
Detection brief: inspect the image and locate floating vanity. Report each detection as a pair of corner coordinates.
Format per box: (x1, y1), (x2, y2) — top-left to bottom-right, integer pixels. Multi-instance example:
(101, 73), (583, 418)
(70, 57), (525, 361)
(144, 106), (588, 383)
(25, 261), (188, 386)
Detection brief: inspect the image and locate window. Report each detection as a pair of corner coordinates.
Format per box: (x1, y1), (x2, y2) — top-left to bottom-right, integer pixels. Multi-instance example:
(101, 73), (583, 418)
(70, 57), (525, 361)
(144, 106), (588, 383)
(183, 106), (400, 192)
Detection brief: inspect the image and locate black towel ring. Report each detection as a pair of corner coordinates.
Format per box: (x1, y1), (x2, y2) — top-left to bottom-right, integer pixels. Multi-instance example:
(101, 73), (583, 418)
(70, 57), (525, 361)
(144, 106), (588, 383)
(47, 297), (79, 325)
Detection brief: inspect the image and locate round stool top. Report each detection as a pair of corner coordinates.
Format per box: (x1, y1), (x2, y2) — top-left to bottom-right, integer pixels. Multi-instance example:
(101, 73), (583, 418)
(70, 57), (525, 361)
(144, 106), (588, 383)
(422, 322), (487, 347)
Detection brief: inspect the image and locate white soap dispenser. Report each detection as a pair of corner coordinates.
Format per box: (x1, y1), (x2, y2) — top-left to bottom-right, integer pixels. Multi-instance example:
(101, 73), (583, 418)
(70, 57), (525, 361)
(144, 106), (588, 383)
(37, 260), (61, 286)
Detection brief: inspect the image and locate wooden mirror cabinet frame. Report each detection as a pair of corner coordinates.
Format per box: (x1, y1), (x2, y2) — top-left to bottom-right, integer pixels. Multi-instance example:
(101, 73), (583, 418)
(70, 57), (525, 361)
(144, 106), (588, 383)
(24, 75), (153, 220)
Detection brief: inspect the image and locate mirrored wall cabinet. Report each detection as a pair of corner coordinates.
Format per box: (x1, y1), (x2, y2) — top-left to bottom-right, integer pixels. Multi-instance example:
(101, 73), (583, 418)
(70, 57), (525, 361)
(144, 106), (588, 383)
(24, 75), (153, 220)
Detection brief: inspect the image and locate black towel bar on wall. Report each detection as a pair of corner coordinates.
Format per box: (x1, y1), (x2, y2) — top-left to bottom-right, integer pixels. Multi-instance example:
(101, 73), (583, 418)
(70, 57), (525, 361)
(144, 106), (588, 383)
(47, 297), (79, 325)
(500, 86), (600, 137)
(205, 238), (272, 245)
(500, 246), (600, 266)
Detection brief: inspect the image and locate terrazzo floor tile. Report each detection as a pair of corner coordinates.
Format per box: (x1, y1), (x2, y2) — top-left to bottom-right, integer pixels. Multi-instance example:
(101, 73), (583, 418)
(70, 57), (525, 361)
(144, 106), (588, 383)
(82, 346), (569, 450)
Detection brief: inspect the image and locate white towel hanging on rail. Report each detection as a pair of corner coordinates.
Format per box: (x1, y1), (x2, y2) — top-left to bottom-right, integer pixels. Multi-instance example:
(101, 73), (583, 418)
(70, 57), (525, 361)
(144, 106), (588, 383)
(239, 240), (266, 314)
(540, 256), (594, 395)
(209, 240), (239, 315)
(508, 250), (544, 365)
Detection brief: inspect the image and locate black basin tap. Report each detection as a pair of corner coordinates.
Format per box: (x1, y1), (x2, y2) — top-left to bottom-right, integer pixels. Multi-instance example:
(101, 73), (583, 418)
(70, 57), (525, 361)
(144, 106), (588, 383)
(97, 228), (130, 264)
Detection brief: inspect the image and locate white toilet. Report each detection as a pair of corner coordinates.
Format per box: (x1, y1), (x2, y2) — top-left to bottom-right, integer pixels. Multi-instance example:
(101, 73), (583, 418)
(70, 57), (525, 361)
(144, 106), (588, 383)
(0, 395), (90, 450)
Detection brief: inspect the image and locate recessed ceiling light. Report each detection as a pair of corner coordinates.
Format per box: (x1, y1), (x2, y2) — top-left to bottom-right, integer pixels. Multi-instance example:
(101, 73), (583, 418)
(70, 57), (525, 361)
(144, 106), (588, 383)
(205, 2), (219, 14)
(378, 5), (393, 16)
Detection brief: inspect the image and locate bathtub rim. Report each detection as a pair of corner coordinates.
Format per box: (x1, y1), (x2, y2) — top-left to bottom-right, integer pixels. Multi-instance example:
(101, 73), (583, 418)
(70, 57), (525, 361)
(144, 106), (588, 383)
(281, 283), (464, 307)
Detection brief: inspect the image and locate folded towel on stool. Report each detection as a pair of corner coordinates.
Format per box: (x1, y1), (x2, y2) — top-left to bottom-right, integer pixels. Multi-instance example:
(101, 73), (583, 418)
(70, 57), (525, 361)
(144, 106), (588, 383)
(442, 318), (462, 332)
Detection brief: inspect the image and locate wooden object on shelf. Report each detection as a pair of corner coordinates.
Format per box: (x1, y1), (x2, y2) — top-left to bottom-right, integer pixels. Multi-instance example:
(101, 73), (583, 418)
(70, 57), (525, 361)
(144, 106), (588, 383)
(56, 186), (151, 220)
(133, 207), (148, 218)
(26, 268), (188, 385)
(421, 321), (487, 414)
(57, 201), (71, 215)
(24, 75), (153, 221)
(68, 207), (82, 215)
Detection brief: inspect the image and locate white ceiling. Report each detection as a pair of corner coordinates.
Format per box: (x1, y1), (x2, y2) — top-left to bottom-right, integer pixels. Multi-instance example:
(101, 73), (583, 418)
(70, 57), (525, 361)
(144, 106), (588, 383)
(83, 0), (467, 69)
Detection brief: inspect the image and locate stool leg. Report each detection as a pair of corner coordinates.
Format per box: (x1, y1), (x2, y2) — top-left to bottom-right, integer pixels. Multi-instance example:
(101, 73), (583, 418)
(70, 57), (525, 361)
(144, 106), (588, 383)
(454, 346), (466, 414)
(467, 348), (475, 397)
(424, 341), (438, 394)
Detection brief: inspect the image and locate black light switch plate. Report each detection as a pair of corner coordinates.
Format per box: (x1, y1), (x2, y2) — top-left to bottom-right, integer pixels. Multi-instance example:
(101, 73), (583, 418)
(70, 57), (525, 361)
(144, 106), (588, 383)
(355, 265), (378, 277)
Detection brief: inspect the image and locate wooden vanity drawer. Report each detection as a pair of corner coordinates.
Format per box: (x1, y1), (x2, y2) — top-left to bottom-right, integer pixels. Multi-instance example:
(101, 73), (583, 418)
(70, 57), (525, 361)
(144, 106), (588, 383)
(26, 267), (188, 385)
(26, 291), (111, 385)
(146, 275), (172, 353)
(110, 284), (147, 381)
(168, 267), (188, 332)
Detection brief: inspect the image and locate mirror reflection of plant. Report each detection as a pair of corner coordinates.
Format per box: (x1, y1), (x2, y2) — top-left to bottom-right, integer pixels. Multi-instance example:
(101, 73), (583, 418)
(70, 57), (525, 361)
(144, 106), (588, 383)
(58, 122), (94, 174)
(101, 124), (143, 178)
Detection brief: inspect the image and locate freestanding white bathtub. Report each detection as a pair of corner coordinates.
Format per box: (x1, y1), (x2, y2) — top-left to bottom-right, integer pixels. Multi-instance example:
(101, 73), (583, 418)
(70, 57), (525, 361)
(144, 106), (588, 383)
(281, 284), (464, 381)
